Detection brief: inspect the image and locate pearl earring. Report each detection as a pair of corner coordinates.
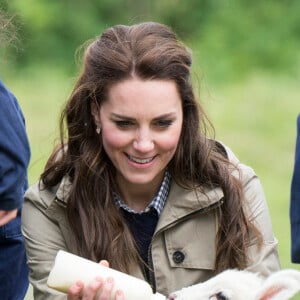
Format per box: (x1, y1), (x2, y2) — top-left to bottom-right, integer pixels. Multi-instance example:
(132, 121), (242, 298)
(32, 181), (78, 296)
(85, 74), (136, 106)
(96, 127), (101, 134)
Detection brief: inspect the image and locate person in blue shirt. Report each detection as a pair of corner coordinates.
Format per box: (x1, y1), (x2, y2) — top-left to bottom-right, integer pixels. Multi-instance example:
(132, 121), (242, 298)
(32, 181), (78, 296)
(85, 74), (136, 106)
(0, 78), (31, 299)
(290, 114), (300, 263)
(0, 10), (31, 300)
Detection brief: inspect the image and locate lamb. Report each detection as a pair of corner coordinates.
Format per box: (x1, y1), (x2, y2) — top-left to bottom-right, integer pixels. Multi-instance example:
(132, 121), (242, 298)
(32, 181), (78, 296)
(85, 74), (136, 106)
(167, 268), (300, 300)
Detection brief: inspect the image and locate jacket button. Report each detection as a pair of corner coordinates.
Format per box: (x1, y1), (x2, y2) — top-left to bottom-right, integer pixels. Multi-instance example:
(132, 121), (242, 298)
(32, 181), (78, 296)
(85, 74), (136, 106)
(173, 250), (185, 264)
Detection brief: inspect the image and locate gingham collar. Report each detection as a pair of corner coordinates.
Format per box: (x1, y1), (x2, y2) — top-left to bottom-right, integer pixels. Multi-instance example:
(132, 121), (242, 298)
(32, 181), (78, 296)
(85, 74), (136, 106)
(113, 171), (171, 216)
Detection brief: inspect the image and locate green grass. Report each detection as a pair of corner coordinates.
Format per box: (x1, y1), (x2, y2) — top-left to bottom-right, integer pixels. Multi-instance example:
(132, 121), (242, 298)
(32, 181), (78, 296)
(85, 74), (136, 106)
(4, 68), (300, 300)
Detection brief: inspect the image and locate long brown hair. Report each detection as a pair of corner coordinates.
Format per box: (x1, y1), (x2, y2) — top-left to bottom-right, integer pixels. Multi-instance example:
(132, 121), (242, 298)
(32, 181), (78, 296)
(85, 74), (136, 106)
(41, 22), (261, 273)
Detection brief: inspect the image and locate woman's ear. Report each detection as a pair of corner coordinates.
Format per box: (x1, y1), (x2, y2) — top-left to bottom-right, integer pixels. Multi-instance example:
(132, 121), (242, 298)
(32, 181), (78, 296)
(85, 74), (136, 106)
(91, 102), (101, 128)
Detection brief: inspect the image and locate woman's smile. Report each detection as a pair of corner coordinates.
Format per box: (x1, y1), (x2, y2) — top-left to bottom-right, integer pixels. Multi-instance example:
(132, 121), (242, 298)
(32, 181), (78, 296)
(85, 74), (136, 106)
(126, 154), (156, 165)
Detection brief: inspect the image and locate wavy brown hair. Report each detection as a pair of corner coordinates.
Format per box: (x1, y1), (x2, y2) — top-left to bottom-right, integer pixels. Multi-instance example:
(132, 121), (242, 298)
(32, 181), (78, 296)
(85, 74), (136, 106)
(41, 22), (262, 274)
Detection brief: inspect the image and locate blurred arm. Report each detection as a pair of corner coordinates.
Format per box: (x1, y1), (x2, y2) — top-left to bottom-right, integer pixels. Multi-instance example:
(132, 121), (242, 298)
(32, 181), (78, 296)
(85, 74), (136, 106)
(0, 80), (30, 213)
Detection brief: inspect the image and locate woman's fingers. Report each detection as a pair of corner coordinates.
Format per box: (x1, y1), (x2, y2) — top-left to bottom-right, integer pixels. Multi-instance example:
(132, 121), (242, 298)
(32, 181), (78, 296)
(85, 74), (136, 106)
(99, 260), (109, 268)
(67, 266), (123, 300)
(98, 277), (114, 300)
(0, 209), (18, 226)
(67, 281), (84, 300)
(115, 290), (125, 300)
(82, 277), (103, 299)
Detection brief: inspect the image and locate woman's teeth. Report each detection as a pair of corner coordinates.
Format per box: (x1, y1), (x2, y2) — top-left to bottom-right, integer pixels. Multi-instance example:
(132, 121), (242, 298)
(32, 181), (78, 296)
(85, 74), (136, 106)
(128, 156), (154, 164)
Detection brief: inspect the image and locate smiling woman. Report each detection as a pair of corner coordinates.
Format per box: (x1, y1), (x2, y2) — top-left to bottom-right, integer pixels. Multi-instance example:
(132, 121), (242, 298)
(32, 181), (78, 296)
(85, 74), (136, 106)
(21, 22), (280, 300)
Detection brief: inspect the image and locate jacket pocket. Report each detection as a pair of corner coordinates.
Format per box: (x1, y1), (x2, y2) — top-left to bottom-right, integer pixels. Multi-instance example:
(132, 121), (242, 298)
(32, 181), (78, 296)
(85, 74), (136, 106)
(164, 211), (216, 270)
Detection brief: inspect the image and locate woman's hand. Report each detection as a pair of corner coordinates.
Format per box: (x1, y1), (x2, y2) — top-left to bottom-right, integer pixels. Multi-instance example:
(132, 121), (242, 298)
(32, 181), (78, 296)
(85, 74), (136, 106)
(67, 276), (124, 300)
(0, 209), (18, 226)
(67, 260), (125, 300)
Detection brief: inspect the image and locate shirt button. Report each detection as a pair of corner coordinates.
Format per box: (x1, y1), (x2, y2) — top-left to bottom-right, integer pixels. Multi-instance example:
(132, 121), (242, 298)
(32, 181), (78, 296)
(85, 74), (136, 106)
(173, 250), (185, 264)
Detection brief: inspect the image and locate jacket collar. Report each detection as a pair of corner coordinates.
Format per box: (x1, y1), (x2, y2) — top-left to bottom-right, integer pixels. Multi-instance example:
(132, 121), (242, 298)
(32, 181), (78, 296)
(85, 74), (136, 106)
(54, 176), (224, 226)
(55, 175), (72, 206)
(156, 181), (224, 232)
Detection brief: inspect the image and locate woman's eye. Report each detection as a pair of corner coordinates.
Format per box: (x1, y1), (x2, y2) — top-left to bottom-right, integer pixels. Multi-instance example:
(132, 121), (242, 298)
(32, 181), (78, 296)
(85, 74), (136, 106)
(115, 120), (133, 128)
(155, 119), (173, 128)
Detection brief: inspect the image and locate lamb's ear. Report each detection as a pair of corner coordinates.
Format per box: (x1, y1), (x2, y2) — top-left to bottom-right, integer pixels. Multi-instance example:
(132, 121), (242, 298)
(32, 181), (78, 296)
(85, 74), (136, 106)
(256, 270), (300, 300)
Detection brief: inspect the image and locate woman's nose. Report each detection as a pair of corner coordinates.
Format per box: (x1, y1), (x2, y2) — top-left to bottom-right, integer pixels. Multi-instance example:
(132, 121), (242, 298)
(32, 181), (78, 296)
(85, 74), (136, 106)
(133, 131), (154, 152)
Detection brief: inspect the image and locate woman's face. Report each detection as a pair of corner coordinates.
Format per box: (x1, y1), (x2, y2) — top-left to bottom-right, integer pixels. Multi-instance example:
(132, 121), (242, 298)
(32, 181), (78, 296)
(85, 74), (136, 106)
(94, 78), (183, 190)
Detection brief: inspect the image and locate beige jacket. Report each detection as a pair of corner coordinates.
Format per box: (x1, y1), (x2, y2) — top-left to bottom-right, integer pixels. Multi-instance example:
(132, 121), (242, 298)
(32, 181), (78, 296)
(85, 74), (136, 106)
(22, 147), (280, 299)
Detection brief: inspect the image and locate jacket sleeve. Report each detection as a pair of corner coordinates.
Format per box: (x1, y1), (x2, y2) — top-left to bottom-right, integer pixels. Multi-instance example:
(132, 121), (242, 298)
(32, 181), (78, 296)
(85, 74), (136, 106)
(290, 114), (300, 263)
(241, 168), (281, 276)
(225, 146), (281, 277)
(22, 182), (68, 300)
(0, 79), (30, 210)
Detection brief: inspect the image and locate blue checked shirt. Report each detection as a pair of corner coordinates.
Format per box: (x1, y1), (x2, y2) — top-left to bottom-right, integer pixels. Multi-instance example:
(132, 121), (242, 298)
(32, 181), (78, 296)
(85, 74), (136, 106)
(114, 171), (171, 216)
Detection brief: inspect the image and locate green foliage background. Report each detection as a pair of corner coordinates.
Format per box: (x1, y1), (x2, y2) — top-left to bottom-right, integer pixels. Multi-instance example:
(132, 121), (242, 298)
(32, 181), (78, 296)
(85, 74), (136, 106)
(1, 1), (300, 297)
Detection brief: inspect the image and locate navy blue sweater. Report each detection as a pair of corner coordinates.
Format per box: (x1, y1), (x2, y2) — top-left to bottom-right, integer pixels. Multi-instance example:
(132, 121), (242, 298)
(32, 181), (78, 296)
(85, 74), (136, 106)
(121, 208), (158, 283)
(0, 79), (30, 210)
(291, 114), (300, 263)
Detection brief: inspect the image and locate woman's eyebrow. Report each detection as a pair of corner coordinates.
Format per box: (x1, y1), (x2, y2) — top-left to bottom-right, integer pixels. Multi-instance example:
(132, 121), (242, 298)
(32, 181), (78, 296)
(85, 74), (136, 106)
(110, 112), (177, 120)
(153, 112), (177, 120)
(110, 113), (135, 120)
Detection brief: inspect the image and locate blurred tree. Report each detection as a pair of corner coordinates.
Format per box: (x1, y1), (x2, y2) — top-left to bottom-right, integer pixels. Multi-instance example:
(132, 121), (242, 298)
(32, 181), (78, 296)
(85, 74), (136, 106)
(188, 0), (300, 81)
(1, 0), (300, 82)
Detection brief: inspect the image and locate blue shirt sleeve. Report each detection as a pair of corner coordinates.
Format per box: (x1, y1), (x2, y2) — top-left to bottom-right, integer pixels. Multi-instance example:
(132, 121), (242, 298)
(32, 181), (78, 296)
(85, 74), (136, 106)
(0, 79), (30, 210)
(291, 114), (300, 263)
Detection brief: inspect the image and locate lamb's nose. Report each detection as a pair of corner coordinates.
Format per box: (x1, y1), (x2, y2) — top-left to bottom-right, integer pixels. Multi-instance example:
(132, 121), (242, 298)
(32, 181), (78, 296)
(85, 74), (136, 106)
(167, 294), (177, 300)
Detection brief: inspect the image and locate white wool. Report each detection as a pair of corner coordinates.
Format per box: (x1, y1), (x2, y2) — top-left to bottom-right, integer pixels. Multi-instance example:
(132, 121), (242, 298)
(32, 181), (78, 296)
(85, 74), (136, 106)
(167, 269), (300, 300)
